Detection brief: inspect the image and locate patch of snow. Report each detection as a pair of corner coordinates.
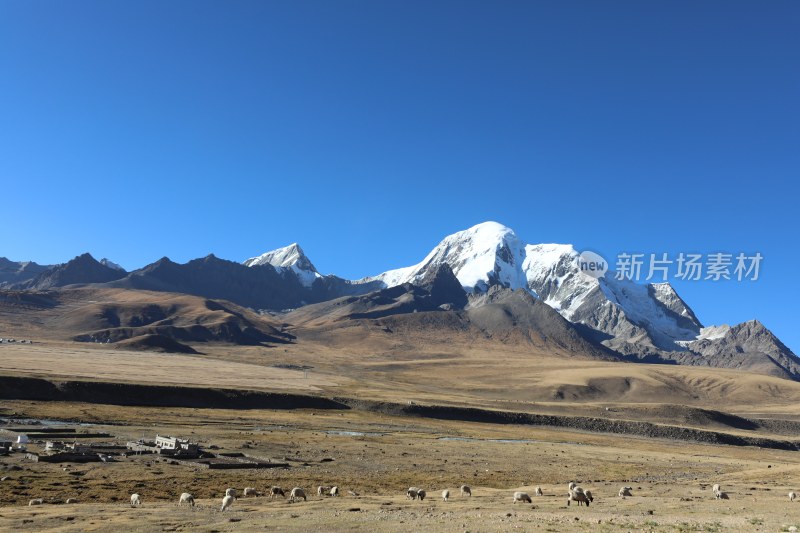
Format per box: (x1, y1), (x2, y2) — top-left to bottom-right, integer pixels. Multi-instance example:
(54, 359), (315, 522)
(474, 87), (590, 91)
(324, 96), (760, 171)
(99, 258), (125, 272)
(675, 324), (731, 348)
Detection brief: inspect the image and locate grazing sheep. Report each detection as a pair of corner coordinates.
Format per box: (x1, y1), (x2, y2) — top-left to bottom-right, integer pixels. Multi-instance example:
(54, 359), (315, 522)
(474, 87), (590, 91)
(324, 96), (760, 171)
(442, 489), (450, 502)
(567, 488), (591, 507)
(406, 487), (420, 500)
(225, 488), (237, 498)
(317, 486), (330, 497)
(289, 487), (307, 502)
(28, 498), (44, 506)
(130, 493), (142, 507)
(417, 489), (426, 501)
(243, 487), (258, 497)
(347, 490), (359, 497)
(584, 489), (594, 503)
(619, 486), (633, 498)
(178, 493), (195, 506)
(460, 485), (472, 497)
(712, 483), (721, 493)
(221, 494), (235, 511)
(714, 490), (729, 500)
(330, 486), (339, 497)
(513, 491), (532, 503)
(790, 491), (797, 502)
(535, 486), (543, 496)
(270, 486), (286, 500)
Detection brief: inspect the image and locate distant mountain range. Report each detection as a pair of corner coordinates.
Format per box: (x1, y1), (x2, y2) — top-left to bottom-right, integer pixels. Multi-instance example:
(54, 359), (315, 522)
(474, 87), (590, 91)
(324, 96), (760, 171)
(2, 221), (797, 380)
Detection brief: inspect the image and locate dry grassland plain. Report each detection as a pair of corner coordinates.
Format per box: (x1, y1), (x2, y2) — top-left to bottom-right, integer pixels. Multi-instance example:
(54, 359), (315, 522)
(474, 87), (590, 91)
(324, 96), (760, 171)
(2, 340), (800, 532)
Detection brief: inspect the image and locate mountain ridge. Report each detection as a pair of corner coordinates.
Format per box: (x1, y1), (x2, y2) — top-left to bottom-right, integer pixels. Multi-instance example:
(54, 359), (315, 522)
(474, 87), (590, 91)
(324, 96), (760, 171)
(4, 221), (796, 381)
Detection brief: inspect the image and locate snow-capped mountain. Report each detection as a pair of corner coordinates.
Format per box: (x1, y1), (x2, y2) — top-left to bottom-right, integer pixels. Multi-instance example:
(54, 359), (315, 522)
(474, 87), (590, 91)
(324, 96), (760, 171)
(347, 221), (798, 377)
(244, 243), (322, 288)
(524, 247), (703, 351)
(362, 222), (529, 291)
(356, 221), (703, 352)
(340, 220), (795, 378)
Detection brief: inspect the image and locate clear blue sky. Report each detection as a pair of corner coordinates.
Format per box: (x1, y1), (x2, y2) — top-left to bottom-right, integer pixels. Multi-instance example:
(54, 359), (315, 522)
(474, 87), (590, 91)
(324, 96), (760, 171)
(1, 2), (798, 352)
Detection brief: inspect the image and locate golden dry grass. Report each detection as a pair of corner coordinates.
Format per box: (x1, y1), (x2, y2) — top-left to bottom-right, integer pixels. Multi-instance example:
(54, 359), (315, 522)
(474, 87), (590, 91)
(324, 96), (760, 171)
(0, 343), (338, 391)
(2, 402), (800, 532)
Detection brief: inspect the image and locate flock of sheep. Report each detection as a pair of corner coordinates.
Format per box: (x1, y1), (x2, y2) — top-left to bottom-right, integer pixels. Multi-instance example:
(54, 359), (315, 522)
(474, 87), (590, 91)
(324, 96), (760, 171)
(83, 480), (788, 512)
(28, 481), (798, 510)
(126, 485), (333, 512)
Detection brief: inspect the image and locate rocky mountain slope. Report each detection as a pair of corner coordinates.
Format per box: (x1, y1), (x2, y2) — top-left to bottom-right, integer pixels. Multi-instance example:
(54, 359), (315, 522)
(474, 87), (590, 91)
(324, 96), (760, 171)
(0, 257), (52, 286)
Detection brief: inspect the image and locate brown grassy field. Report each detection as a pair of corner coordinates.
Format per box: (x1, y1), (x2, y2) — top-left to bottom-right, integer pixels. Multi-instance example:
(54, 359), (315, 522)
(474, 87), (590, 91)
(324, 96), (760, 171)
(2, 402), (800, 532)
(3, 288), (800, 530)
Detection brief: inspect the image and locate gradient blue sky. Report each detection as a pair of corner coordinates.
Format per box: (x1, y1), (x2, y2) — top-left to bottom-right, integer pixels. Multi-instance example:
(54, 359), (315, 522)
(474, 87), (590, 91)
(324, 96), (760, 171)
(1, 2), (798, 351)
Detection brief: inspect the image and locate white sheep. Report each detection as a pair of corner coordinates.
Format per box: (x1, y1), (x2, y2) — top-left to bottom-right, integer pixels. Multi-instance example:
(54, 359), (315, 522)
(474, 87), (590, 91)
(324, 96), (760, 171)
(317, 485), (329, 496)
(535, 486), (543, 496)
(619, 486), (633, 498)
(179, 493), (195, 506)
(442, 489), (449, 502)
(714, 490), (729, 500)
(130, 493), (142, 507)
(513, 491), (532, 503)
(28, 498), (44, 506)
(243, 487), (258, 497)
(330, 486), (339, 497)
(567, 488), (591, 506)
(712, 483), (721, 493)
(568, 481), (576, 491)
(221, 494), (235, 511)
(225, 488), (237, 498)
(347, 489), (359, 497)
(270, 486), (286, 500)
(289, 487), (307, 502)
(790, 491), (797, 502)
(460, 484), (472, 497)
(406, 487), (420, 500)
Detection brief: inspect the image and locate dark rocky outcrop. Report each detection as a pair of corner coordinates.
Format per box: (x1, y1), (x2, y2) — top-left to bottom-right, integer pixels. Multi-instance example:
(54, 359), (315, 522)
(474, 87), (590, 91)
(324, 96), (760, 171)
(14, 253), (126, 290)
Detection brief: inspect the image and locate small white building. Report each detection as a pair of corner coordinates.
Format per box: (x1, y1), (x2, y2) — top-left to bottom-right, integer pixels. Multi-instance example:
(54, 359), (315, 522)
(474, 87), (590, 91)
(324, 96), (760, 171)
(154, 435), (199, 456)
